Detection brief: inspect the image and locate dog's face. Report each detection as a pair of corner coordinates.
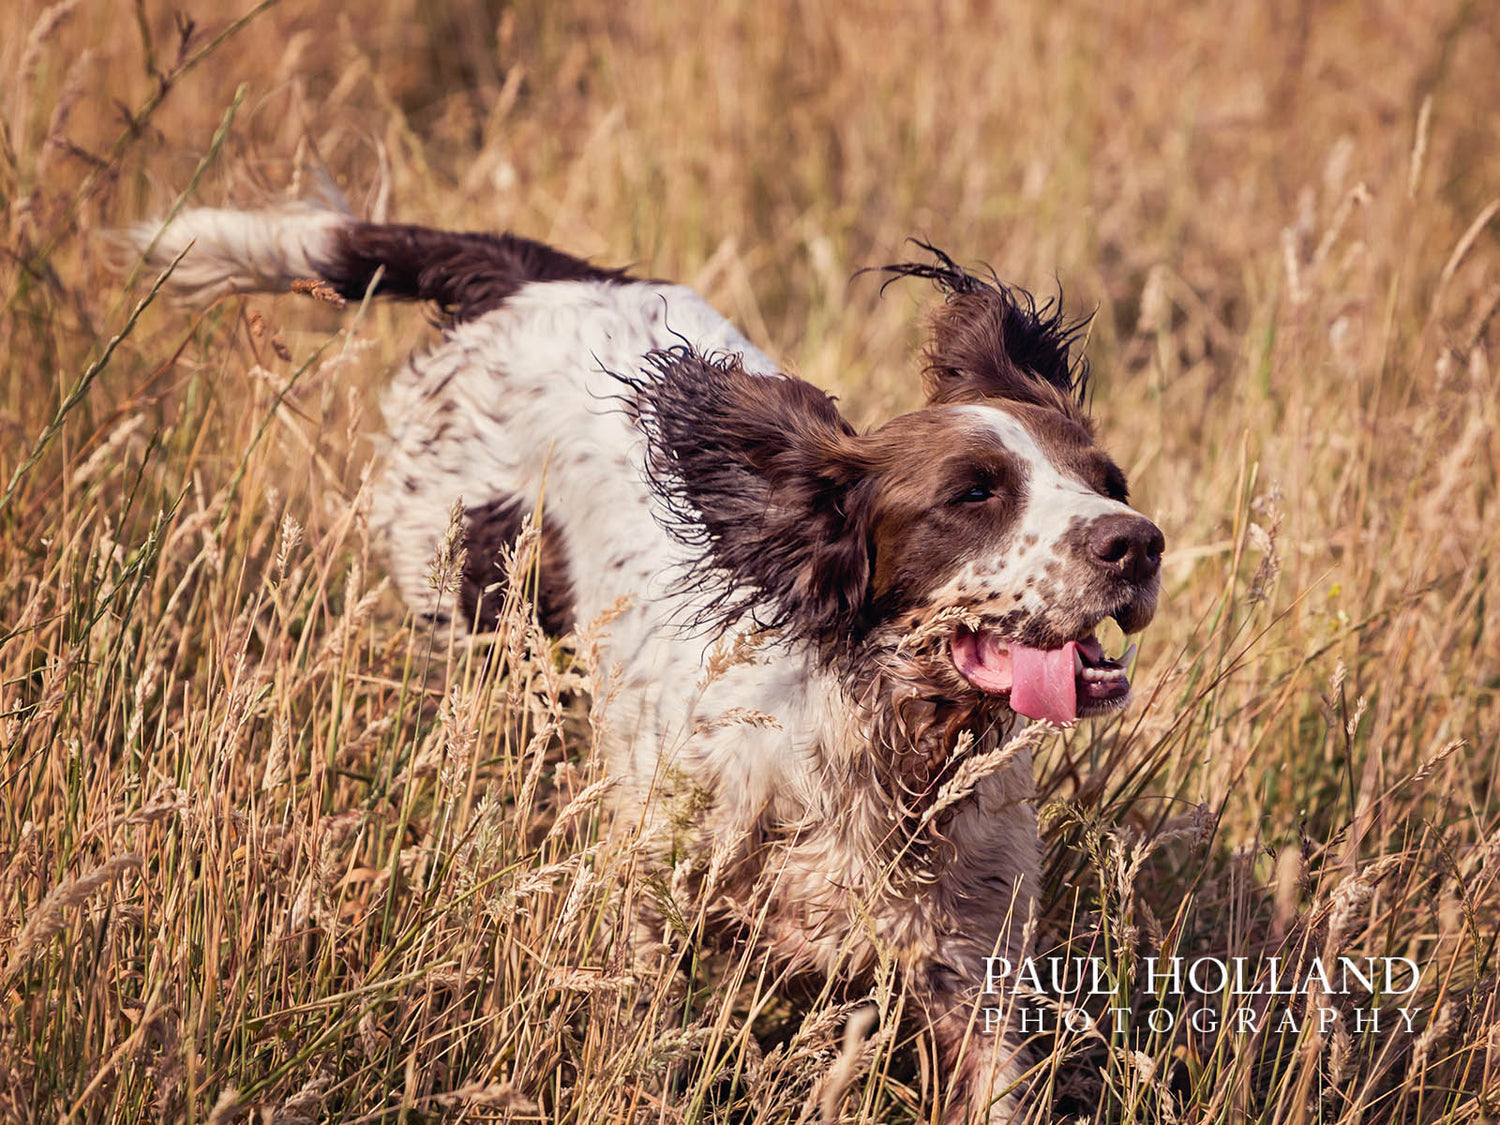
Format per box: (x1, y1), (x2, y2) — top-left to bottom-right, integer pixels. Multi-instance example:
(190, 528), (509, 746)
(853, 400), (1161, 722)
(635, 249), (1162, 724)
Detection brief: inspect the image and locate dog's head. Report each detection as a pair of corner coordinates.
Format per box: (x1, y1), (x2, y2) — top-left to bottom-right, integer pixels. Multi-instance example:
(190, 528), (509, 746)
(634, 247), (1162, 725)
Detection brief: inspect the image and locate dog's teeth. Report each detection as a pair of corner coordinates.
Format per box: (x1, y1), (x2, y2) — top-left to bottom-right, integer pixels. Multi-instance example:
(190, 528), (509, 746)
(1123, 643), (1138, 666)
(1073, 648), (1085, 674)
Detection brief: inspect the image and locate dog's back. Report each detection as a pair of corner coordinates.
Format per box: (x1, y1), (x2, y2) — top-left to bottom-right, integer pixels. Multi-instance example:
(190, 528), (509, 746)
(132, 205), (765, 642)
(130, 202), (841, 852)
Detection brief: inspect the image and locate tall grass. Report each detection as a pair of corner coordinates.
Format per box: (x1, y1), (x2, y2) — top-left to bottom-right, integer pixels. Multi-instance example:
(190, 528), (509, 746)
(1, 0), (1496, 1121)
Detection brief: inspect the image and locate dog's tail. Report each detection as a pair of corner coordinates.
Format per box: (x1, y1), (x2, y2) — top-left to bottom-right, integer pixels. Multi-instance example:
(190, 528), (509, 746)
(124, 203), (629, 321)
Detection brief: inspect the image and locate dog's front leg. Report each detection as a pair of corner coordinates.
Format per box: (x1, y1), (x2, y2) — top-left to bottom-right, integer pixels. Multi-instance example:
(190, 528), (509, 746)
(905, 952), (1034, 1124)
(906, 758), (1042, 1122)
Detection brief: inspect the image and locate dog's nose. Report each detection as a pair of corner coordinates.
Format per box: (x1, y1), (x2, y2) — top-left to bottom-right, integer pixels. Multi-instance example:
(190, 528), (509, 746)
(1087, 514), (1164, 584)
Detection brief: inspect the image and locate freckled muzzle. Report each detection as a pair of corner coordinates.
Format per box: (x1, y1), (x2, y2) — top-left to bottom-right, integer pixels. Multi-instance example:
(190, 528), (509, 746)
(949, 512), (1164, 724)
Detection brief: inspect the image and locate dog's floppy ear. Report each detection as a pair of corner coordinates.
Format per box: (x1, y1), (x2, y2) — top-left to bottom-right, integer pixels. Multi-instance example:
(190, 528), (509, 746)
(631, 347), (873, 654)
(880, 242), (1092, 422)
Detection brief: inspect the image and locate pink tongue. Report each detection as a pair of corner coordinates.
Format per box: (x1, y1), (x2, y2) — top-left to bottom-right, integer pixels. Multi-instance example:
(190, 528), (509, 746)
(1008, 642), (1079, 724)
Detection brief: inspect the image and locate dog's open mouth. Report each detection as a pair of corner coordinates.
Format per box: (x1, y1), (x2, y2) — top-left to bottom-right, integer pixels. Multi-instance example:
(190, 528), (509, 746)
(950, 627), (1137, 724)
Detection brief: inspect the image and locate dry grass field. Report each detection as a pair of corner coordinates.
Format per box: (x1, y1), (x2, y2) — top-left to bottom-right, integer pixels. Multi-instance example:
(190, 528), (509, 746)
(2, 0), (1498, 1121)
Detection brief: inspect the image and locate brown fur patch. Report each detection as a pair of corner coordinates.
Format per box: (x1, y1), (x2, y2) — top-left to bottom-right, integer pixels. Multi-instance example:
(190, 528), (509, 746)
(630, 348), (872, 656)
(923, 292), (1092, 426)
(326, 223), (630, 322)
(459, 497), (575, 635)
(878, 243), (1091, 422)
(861, 411), (1030, 616)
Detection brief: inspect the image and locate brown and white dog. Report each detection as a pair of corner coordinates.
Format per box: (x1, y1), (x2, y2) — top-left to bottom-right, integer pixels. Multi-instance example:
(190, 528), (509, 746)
(130, 206), (1162, 1121)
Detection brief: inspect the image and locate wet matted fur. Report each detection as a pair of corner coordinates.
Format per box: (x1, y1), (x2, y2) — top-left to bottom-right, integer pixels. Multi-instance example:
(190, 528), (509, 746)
(128, 206), (1164, 1122)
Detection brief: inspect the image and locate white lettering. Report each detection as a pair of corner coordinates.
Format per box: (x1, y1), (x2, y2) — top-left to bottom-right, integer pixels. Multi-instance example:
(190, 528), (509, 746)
(982, 958), (1011, 994)
(1338, 957), (1376, 994)
(1231, 957), (1259, 995)
(1146, 958), (1181, 995)
(1385, 958), (1421, 995)
(1266, 957), (1296, 995)
(1301, 957), (1333, 996)
(1089, 958), (1113, 996)
(1016, 958), (1044, 994)
(1189, 958), (1228, 995)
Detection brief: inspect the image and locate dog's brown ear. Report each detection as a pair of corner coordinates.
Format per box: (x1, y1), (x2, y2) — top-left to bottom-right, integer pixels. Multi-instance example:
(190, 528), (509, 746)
(880, 243), (1091, 421)
(630, 347), (873, 654)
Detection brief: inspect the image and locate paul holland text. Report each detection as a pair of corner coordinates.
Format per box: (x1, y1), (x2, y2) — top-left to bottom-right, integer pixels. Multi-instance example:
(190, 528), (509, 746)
(978, 955), (1424, 1036)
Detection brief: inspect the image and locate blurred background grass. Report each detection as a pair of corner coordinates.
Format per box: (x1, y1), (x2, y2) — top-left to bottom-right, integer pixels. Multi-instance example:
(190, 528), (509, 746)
(1, 1), (1497, 1121)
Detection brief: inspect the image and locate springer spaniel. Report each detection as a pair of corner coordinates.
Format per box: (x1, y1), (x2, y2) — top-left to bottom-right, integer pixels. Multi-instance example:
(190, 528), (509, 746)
(130, 206), (1163, 1121)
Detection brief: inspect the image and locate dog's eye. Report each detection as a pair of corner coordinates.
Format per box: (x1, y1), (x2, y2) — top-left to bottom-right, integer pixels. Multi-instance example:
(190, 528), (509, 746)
(955, 485), (993, 503)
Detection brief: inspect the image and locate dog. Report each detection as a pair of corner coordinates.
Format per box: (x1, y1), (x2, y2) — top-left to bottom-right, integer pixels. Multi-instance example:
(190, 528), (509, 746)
(129, 205), (1163, 1121)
